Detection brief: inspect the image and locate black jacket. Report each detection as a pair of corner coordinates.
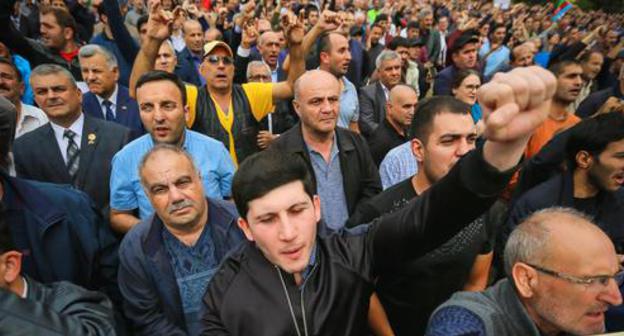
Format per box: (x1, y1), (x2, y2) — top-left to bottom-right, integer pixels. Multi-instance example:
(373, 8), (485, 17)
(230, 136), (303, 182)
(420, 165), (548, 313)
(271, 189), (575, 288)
(270, 123), (382, 221)
(0, 276), (115, 335)
(507, 171), (624, 253)
(200, 147), (516, 335)
(358, 82), (388, 138)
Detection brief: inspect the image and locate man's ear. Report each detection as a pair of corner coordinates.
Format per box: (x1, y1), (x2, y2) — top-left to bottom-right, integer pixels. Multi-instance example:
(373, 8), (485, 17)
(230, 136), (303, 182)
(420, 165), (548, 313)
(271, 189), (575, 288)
(63, 27), (74, 43)
(312, 195), (321, 223)
(512, 263), (538, 299)
(0, 251), (22, 285)
(237, 217), (254, 241)
(292, 99), (302, 118)
(575, 150), (593, 170)
(411, 138), (425, 163)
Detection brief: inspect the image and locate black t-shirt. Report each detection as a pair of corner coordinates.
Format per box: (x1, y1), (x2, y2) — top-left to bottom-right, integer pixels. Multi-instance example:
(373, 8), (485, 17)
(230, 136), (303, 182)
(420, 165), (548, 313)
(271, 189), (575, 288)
(367, 119), (408, 167)
(348, 178), (495, 335)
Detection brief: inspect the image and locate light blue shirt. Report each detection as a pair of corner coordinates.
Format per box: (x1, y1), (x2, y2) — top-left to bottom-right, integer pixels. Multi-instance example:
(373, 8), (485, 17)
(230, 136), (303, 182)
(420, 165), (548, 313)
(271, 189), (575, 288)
(307, 138), (349, 230)
(379, 141), (419, 190)
(479, 41), (510, 80)
(337, 76), (360, 129)
(110, 130), (235, 219)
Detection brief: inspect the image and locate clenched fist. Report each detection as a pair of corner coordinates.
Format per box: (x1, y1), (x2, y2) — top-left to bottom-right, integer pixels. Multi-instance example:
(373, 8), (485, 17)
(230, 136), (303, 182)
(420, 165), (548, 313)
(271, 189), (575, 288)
(478, 66), (557, 143)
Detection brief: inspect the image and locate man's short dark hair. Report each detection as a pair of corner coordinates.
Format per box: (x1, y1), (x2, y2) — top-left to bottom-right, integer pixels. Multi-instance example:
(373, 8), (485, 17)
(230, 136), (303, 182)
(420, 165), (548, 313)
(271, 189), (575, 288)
(565, 112), (624, 168)
(305, 3), (319, 17)
(408, 96), (471, 143)
(0, 57), (22, 82)
(0, 97), (17, 171)
(406, 20), (420, 30)
(40, 6), (77, 37)
(387, 36), (410, 51)
(233, 150), (316, 218)
(374, 14), (389, 24)
(548, 60), (581, 77)
(136, 70), (187, 106)
(137, 15), (149, 31)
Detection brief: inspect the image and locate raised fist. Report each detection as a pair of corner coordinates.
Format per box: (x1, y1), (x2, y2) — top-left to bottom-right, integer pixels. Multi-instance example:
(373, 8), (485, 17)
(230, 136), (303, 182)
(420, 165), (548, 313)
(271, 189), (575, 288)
(478, 66), (557, 143)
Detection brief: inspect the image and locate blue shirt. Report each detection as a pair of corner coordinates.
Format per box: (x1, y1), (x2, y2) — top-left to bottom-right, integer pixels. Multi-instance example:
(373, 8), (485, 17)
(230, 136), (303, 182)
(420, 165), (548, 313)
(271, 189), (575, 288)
(426, 305), (486, 336)
(379, 141), (419, 190)
(162, 222), (217, 335)
(479, 41), (510, 80)
(110, 130), (235, 219)
(307, 138), (349, 230)
(338, 76), (360, 129)
(471, 104), (483, 123)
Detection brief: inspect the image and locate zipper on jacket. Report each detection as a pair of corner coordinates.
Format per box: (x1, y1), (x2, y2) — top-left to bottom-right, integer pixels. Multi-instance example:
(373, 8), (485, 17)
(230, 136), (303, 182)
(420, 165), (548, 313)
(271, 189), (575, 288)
(276, 263), (318, 336)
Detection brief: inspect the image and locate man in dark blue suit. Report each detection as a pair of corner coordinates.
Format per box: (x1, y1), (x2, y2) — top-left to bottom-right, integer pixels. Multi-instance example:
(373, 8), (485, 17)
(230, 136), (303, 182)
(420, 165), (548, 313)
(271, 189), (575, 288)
(0, 95), (120, 310)
(175, 20), (204, 87)
(13, 64), (132, 213)
(79, 44), (144, 135)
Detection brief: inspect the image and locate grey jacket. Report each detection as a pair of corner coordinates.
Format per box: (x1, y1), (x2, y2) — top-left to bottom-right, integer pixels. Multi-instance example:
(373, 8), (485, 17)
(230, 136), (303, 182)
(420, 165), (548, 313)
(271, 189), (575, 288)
(429, 279), (541, 335)
(0, 276), (116, 335)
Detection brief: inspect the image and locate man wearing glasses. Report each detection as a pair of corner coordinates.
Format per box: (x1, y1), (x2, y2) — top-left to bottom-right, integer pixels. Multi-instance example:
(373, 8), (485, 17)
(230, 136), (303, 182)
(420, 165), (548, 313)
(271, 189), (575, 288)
(427, 207), (624, 336)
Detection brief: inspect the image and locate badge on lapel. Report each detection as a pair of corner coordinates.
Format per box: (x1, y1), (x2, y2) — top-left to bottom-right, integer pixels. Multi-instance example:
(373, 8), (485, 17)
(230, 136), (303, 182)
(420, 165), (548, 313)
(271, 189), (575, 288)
(88, 133), (96, 145)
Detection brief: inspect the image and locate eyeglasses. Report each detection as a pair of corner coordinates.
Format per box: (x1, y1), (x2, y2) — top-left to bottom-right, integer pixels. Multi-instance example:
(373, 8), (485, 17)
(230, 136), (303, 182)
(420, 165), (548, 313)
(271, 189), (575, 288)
(204, 55), (234, 65)
(525, 262), (624, 289)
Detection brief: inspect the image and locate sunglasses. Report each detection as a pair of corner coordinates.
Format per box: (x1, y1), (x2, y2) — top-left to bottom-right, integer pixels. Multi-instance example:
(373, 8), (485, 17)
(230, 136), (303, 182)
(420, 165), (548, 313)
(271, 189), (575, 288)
(204, 55), (234, 65)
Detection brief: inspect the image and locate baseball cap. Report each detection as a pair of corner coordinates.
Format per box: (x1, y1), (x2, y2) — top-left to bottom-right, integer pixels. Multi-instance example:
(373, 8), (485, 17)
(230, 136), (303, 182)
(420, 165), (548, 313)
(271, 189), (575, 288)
(202, 41), (233, 59)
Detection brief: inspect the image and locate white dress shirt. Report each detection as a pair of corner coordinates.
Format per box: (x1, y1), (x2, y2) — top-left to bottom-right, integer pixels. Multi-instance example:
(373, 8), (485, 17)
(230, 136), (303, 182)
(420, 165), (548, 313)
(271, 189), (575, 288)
(15, 104), (48, 139)
(95, 85), (118, 120)
(50, 113), (84, 164)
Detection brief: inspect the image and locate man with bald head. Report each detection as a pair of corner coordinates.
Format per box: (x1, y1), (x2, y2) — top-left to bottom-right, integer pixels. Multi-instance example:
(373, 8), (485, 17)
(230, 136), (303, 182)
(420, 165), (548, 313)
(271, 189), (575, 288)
(270, 69), (381, 230)
(427, 207), (624, 336)
(257, 31), (284, 82)
(177, 19), (204, 86)
(368, 85), (418, 166)
(510, 43), (535, 68)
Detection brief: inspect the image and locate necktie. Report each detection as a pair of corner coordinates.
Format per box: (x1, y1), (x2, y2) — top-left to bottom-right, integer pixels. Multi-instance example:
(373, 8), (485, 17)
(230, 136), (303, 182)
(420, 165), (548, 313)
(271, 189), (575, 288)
(103, 100), (116, 122)
(64, 129), (80, 181)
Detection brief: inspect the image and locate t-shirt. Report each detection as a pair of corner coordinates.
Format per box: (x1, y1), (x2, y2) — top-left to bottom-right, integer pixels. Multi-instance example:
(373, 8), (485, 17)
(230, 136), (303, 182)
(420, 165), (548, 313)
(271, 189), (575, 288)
(347, 178), (495, 335)
(207, 82), (273, 166)
(524, 113), (581, 159)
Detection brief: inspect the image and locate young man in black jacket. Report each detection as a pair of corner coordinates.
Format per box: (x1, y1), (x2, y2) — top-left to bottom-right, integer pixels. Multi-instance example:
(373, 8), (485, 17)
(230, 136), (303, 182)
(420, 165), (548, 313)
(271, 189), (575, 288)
(200, 66), (557, 335)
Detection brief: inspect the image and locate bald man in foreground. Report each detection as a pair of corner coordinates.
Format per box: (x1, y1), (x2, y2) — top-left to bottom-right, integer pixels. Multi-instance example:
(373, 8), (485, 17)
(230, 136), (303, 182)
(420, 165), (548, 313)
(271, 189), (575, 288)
(200, 66), (559, 335)
(427, 207), (624, 336)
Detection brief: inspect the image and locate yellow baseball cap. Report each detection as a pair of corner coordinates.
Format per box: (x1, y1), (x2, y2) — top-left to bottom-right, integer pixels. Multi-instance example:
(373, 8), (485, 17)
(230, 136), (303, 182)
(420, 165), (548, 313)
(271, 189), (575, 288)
(202, 41), (233, 59)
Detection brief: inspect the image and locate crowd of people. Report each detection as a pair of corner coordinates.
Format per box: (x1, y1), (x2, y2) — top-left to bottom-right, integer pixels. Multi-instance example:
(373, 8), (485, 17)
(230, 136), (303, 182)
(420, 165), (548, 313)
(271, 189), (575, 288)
(0, 0), (623, 334)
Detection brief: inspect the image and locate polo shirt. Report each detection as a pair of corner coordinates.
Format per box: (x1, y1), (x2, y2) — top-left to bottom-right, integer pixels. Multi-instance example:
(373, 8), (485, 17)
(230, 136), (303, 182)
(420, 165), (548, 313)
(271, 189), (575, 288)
(337, 76), (360, 128)
(110, 130), (235, 219)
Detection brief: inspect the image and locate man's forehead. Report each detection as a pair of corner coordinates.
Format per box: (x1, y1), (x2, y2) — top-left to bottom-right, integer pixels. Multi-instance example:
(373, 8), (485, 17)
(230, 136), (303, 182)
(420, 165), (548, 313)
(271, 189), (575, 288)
(431, 112), (474, 134)
(31, 74), (71, 87)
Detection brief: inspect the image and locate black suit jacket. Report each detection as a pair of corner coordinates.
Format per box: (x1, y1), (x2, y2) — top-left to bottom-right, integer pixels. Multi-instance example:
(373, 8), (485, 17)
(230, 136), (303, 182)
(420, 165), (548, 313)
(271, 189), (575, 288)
(13, 115), (132, 212)
(358, 82), (387, 138)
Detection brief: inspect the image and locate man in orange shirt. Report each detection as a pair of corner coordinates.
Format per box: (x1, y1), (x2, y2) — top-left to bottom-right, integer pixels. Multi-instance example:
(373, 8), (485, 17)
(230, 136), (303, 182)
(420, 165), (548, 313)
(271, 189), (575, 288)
(524, 60), (583, 158)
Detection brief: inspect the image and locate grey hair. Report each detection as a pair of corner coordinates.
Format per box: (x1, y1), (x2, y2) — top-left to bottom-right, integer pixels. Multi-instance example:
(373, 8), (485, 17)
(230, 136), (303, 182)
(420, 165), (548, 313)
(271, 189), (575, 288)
(30, 64), (77, 88)
(246, 61), (271, 81)
(138, 144), (199, 188)
(503, 207), (593, 278)
(418, 8), (432, 20)
(376, 49), (401, 69)
(78, 44), (118, 69)
(162, 39), (176, 53)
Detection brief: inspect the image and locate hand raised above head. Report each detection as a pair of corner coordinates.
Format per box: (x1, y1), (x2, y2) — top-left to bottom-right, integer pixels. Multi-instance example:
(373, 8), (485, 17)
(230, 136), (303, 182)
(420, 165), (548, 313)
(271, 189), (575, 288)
(478, 66), (557, 143)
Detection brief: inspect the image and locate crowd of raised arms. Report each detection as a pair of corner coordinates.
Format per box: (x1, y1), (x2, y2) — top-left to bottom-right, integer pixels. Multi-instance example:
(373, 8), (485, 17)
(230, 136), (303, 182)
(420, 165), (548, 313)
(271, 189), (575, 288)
(0, 0), (623, 334)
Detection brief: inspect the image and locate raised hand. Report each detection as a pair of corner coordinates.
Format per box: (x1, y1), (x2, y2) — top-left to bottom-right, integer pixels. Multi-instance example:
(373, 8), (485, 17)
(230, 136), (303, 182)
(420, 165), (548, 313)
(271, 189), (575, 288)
(317, 10), (342, 32)
(146, 0), (174, 41)
(241, 17), (258, 49)
(283, 11), (305, 45)
(478, 66), (557, 143)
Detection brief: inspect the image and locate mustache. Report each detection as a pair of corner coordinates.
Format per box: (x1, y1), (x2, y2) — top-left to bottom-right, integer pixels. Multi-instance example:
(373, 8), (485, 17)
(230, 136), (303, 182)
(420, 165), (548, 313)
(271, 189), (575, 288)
(167, 199), (195, 214)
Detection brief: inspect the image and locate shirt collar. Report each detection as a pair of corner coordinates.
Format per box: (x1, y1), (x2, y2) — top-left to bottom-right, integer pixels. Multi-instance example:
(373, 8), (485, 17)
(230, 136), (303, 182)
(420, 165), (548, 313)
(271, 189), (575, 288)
(21, 276), (28, 298)
(95, 84), (119, 106)
(301, 243), (318, 281)
(50, 113), (85, 140)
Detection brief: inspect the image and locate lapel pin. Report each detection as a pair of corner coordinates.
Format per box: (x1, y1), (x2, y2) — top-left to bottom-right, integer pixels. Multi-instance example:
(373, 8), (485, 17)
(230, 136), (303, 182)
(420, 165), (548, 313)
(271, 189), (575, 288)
(121, 106), (127, 110)
(88, 133), (96, 145)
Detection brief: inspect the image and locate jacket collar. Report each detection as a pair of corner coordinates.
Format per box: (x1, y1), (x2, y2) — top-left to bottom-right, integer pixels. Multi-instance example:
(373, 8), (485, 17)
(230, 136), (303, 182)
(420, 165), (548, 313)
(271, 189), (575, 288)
(283, 123), (356, 154)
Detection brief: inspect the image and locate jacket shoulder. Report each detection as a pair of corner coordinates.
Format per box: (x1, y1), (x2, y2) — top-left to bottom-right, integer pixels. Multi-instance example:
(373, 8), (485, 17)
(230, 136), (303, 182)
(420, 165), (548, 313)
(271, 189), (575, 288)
(13, 124), (49, 149)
